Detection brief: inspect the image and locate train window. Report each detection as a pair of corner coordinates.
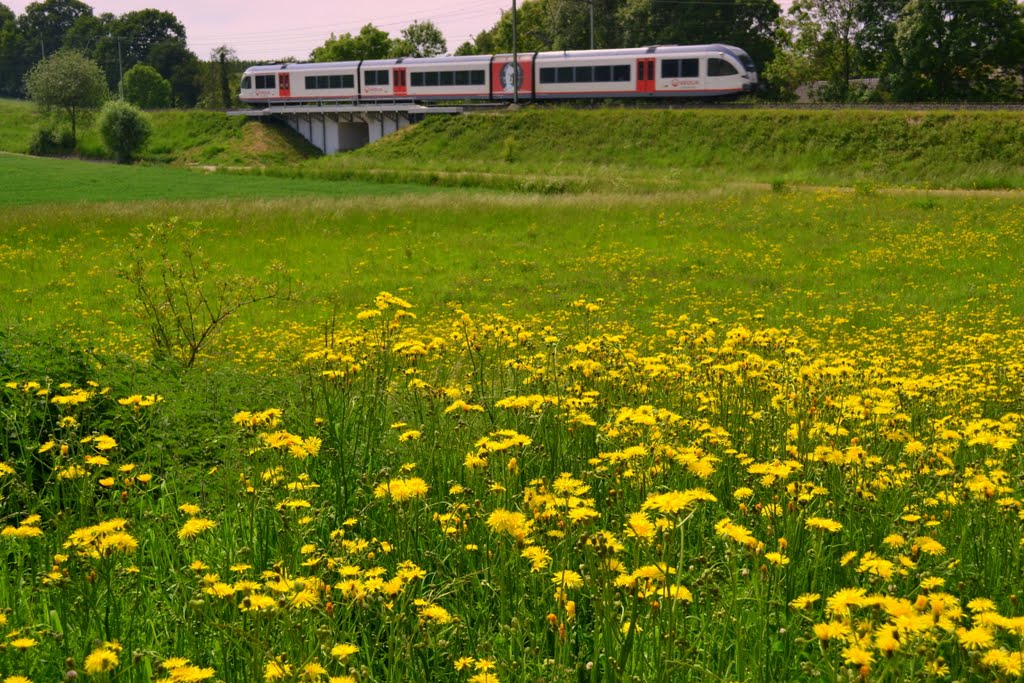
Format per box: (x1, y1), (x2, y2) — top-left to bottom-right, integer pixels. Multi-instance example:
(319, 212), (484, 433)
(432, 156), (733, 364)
(708, 58), (738, 76)
(305, 76), (314, 89)
(613, 65), (630, 81)
(594, 65), (611, 81)
(343, 75), (354, 88)
(455, 70), (469, 86)
(318, 76), (330, 88)
(254, 75), (275, 89)
(471, 70), (484, 85)
(242, 76), (251, 89)
(680, 59), (698, 78)
(662, 60), (679, 79)
(575, 66), (593, 83)
(440, 71), (454, 86)
(425, 72), (439, 86)
(329, 75), (342, 88)
(540, 68), (555, 84)
(556, 67), (573, 83)
(411, 72), (424, 86)
(365, 70), (389, 86)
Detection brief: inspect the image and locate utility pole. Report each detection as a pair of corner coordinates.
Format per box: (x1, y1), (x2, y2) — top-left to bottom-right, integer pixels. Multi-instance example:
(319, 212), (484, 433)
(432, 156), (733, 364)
(568, 0), (596, 50)
(117, 35), (123, 98)
(512, 0), (518, 104)
(589, 0), (594, 50)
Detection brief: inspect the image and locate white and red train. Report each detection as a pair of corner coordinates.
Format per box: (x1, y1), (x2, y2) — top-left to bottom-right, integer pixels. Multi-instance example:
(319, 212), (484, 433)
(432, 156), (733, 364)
(239, 44), (758, 105)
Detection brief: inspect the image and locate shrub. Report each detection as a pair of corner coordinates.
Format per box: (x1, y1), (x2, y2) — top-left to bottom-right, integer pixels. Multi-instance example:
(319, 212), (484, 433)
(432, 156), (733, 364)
(97, 99), (152, 163)
(121, 63), (172, 109)
(28, 127), (63, 156)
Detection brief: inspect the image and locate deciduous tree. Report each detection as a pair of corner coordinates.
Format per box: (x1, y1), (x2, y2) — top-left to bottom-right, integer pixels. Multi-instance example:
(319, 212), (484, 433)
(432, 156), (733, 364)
(24, 48), (107, 144)
(391, 20), (447, 57)
(311, 24), (394, 62)
(121, 62), (171, 109)
(888, 0), (1024, 101)
(97, 98), (151, 162)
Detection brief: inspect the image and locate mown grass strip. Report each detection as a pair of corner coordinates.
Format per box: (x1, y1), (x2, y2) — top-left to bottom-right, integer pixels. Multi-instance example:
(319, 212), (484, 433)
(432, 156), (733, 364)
(0, 153), (441, 206)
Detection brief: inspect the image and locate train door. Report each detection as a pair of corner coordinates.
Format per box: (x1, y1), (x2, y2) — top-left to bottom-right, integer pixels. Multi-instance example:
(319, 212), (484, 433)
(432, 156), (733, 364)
(635, 58), (655, 94)
(393, 68), (408, 97)
(278, 72), (291, 98)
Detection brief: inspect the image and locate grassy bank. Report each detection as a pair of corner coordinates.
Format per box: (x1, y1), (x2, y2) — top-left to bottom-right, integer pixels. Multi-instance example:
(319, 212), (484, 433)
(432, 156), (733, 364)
(0, 98), (314, 166)
(295, 107), (1024, 191)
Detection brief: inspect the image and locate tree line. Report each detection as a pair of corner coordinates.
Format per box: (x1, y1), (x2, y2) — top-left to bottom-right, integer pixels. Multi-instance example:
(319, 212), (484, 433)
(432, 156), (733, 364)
(448, 0), (1024, 101)
(3, 0), (1024, 105)
(0, 0), (243, 107)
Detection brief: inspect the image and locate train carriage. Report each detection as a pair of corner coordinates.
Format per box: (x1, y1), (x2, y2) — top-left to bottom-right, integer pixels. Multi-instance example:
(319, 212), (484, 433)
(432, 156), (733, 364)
(238, 43), (757, 106)
(404, 55), (492, 100)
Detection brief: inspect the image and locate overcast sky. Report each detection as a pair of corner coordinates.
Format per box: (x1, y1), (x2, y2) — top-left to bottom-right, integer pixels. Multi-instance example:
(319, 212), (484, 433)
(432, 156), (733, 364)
(5, 0), (513, 60)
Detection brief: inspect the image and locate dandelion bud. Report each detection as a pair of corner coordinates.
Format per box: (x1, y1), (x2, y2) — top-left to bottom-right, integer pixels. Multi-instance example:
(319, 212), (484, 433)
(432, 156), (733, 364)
(65, 671), (78, 681)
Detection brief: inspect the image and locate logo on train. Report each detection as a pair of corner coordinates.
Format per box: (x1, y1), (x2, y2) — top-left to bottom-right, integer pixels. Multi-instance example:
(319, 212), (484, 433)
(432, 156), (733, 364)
(500, 63), (524, 92)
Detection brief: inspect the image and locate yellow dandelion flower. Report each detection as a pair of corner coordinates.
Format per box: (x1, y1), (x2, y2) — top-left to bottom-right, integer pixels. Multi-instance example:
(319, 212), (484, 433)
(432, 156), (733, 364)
(552, 570), (584, 589)
(84, 647), (120, 673)
(10, 637), (38, 650)
(330, 643), (359, 661)
(178, 518), (217, 540)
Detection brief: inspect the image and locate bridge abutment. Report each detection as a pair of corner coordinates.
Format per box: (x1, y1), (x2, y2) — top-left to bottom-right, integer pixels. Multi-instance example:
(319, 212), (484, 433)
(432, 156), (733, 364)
(232, 104), (462, 154)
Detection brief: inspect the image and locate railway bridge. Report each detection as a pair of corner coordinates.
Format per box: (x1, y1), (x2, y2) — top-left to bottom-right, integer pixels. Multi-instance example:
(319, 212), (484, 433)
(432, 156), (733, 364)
(230, 103), (468, 154)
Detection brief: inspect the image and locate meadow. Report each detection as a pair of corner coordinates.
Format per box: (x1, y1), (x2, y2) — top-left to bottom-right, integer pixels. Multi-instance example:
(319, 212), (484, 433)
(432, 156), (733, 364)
(2, 117), (1024, 683)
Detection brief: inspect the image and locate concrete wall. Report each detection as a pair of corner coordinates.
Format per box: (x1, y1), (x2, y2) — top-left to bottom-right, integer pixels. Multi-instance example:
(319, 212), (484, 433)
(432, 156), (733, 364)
(284, 111), (413, 153)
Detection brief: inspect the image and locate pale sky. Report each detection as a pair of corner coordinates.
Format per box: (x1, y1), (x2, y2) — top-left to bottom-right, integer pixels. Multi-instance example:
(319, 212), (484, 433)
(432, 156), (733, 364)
(5, 0), (513, 60)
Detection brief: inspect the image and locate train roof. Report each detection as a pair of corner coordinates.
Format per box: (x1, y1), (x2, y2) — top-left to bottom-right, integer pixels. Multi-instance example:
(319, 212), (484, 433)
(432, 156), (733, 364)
(243, 44), (754, 75)
(244, 54), (491, 74)
(363, 55), (491, 68)
(532, 44), (749, 61)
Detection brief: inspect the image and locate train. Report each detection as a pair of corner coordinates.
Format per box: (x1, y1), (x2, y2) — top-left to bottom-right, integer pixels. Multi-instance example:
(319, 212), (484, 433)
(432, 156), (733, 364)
(239, 44), (758, 105)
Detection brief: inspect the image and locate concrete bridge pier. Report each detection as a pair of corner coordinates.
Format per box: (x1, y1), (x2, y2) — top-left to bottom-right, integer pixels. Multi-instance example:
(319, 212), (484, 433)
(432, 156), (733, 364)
(234, 104), (461, 154)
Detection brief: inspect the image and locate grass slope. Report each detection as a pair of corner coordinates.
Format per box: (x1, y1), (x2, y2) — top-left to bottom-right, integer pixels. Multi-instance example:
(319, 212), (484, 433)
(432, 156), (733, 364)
(302, 108), (1024, 190)
(0, 153), (438, 206)
(0, 98), (315, 166)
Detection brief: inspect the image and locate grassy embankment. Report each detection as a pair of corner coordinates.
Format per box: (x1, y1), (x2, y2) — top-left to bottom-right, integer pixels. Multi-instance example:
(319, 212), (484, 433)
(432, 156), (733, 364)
(0, 97), (315, 166)
(294, 107), (1024, 191)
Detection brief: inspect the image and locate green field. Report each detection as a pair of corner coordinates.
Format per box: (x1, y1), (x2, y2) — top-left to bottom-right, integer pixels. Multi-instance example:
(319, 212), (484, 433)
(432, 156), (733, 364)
(0, 153), (439, 206)
(2, 112), (1024, 683)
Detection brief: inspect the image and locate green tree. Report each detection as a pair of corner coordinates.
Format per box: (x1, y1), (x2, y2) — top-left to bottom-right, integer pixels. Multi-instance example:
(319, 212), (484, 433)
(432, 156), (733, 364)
(311, 24), (395, 61)
(210, 45), (237, 109)
(16, 0), (92, 56)
(24, 48), (107, 144)
(765, 0), (863, 101)
(617, 0), (781, 67)
(456, 0), (553, 55)
(91, 9), (188, 91)
(888, 0), (1024, 101)
(146, 39), (200, 106)
(0, 2), (29, 96)
(121, 62), (171, 109)
(97, 98), (151, 162)
(391, 20), (447, 57)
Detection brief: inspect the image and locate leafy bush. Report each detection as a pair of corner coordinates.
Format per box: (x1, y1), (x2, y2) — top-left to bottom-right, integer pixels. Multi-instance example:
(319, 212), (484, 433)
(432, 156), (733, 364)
(27, 127), (67, 156)
(97, 99), (152, 163)
(121, 63), (172, 109)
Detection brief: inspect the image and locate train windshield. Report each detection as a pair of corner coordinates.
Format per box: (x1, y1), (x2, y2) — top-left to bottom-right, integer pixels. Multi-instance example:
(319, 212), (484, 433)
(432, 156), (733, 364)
(736, 51), (756, 73)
